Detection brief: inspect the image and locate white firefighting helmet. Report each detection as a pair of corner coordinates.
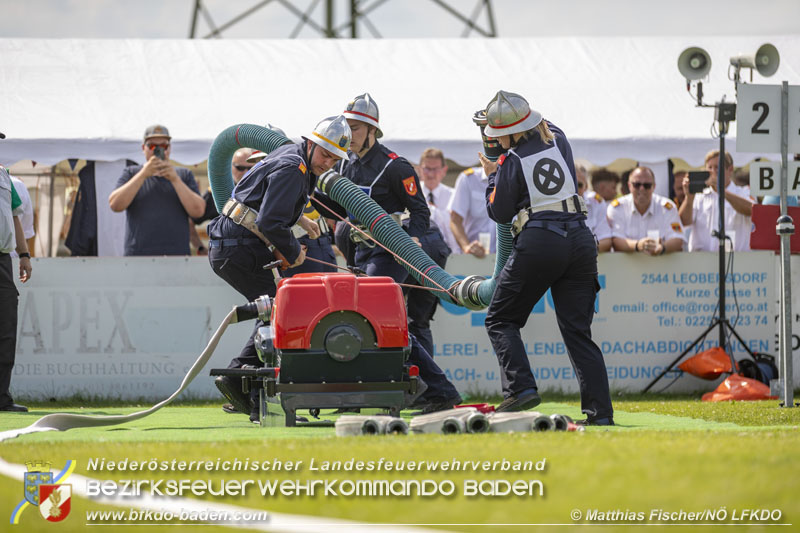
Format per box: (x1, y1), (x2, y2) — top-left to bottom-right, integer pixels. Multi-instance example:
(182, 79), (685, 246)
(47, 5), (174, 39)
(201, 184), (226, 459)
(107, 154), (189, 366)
(343, 93), (383, 138)
(305, 115), (351, 159)
(483, 90), (543, 138)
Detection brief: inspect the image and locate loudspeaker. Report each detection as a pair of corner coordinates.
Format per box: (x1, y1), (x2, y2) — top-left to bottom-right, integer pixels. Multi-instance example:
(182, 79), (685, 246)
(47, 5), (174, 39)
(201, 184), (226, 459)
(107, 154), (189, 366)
(729, 43), (780, 77)
(678, 47), (711, 81)
(754, 43), (780, 77)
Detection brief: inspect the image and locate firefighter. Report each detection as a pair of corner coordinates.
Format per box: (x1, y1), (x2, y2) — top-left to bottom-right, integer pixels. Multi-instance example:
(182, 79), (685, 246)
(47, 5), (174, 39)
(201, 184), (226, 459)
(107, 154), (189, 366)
(209, 116), (351, 421)
(479, 90), (614, 425)
(338, 93), (461, 414)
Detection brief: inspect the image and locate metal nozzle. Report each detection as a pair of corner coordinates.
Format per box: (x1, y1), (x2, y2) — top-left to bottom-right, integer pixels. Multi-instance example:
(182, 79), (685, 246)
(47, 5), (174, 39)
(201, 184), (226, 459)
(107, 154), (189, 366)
(451, 275), (487, 310)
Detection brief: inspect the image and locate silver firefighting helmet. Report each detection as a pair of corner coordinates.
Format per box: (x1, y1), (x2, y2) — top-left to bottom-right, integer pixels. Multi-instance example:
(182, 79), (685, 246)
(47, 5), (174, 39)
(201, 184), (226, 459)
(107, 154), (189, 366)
(247, 123), (290, 163)
(343, 93), (383, 138)
(472, 109), (504, 161)
(483, 90), (543, 137)
(305, 115), (351, 159)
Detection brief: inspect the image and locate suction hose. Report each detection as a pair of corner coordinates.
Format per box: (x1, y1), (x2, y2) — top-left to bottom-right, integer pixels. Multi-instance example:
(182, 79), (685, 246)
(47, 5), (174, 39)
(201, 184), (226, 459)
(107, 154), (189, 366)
(207, 124), (292, 213)
(207, 124), (515, 309)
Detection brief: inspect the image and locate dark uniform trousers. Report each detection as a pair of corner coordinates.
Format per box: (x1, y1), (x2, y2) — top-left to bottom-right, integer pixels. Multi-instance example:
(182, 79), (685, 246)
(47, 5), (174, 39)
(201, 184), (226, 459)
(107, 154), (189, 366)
(485, 221), (613, 420)
(0, 253), (19, 407)
(282, 234), (336, 277)
(208, 240), (276, 369)
(405, 225), (450, 359)
(354, 242), (459, 402)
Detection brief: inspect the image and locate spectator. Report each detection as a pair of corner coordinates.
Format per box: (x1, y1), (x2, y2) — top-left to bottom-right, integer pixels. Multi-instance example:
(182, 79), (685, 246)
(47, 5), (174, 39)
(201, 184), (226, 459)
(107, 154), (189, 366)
(620, 168), (632, 196)
(679, 150), (754, 251)
(9, 175), (34, 257)
(109, 125), (205, 255)
(733, 167), (750, 187)
(190, 147), (256, 256)
(607, 166), (685, 255)
(577, 163), (612, 252)
(1, 165), (32, 412)
(449, 166), (497, 257)
(590, 168), (620, 202)
(418, 148), (459, 254)
(672, 170), (688, 208)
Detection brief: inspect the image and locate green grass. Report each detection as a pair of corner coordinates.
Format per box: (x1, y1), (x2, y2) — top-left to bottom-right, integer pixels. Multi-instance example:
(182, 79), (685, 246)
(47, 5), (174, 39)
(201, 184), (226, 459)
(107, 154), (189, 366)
(2, 397), (798, 532)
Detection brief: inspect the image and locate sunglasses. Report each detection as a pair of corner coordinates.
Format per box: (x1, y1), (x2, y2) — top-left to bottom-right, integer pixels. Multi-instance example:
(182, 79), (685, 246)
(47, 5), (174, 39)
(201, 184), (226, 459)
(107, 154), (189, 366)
(234, 165), (254, 172)
(146, 142), (169, 150)
(630, 182), (653, 190)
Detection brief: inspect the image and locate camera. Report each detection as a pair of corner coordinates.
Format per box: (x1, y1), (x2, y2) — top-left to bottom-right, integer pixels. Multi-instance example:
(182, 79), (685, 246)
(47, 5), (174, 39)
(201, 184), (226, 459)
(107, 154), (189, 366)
(153, 146), (166, 160)
(687, 171), (709, 194)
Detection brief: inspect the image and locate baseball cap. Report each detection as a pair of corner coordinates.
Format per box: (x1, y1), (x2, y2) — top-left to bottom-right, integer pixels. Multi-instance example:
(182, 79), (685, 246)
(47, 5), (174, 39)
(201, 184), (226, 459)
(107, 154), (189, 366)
(143, 124), (171, 141)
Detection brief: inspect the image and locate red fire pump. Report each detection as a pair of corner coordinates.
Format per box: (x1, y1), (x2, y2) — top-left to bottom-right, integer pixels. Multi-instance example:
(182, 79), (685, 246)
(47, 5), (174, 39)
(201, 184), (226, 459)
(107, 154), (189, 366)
(212, 273), (420, 427)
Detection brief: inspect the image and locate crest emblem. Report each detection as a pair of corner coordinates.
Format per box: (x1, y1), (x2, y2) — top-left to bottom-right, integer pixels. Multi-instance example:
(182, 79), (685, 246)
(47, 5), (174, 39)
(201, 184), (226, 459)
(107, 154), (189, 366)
(23, 461), (53, 505)
(403, 176), (417, 196)
(39, 484), (72, 522)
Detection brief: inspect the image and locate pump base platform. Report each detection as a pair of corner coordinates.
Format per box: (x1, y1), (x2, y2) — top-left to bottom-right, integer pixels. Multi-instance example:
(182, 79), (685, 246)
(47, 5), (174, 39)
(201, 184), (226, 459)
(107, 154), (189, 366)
(210, 367), (417, 427)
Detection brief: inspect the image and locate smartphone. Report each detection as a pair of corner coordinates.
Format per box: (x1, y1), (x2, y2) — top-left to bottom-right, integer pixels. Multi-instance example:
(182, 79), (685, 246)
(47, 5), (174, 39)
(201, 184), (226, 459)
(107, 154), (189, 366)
(153, 146), (166, 160)
(687, 171), (709, 194)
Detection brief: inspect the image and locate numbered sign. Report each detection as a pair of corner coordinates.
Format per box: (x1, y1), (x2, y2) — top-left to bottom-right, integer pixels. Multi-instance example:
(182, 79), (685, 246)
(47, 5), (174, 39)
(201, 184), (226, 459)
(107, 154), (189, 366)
(737, 83), (800, 153)
(737, 84), (781, 153)
(790, 85), (800, 153)
(750, 161), (800, 196)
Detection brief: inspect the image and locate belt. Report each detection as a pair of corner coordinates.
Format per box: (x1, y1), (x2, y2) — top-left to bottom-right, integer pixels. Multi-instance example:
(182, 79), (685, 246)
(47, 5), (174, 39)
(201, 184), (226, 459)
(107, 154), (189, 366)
(222, 199), (274, 248)
(529, 195), (587, 215)
(512, 195), (587, 237)
(209, 238), (263, 249)
(525, 220), (586, 238)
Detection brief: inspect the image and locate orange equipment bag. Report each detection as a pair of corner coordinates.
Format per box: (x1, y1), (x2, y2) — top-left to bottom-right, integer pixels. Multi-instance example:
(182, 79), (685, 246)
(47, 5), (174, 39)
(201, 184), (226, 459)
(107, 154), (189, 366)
(701, 374), (777, 402)
(678, 347), (734, 380)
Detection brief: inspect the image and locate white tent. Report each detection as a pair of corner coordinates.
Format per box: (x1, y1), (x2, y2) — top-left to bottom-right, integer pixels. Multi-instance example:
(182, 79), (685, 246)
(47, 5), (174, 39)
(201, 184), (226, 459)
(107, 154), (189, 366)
(2, 36), (799, 169)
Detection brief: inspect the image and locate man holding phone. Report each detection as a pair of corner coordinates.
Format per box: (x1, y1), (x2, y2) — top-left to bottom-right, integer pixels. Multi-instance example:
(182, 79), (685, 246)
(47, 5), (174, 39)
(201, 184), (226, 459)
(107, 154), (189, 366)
(109, 125), (205, 255)
(679, 150), (754, 251)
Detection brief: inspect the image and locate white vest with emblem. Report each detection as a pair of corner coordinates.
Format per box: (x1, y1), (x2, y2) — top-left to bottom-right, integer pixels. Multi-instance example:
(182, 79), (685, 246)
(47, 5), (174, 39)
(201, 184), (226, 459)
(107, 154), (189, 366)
(511, 144), (577, 209)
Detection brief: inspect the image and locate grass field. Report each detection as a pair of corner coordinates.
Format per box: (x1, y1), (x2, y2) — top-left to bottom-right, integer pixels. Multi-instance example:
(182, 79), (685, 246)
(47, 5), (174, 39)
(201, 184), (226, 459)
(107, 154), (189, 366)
(2, 394), (799, 532)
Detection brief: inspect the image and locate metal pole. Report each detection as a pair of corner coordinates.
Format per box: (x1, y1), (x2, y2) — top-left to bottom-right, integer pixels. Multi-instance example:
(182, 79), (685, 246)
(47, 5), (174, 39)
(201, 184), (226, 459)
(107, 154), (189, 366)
(350, 0), (357, 38)
(717, 124), (729, 351)
(326, 0), (334, 37)
(189, 0), (201, 38)
(778, 81), (795, 407)
(48, 166), (55, 257)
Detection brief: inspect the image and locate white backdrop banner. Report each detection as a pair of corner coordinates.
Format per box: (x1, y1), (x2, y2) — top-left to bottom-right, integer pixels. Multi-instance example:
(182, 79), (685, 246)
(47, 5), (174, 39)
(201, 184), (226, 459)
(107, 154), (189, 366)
(11, 252), (791, 400)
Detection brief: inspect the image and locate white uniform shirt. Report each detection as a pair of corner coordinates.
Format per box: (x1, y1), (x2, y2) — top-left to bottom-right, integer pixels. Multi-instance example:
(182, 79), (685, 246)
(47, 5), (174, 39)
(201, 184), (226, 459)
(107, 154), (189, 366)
(1, 167), (24, 253)
(583, 190), (612, 242)
(607, 193), (686, 243)
(687, 183), (752, 251)
(447, 167), (496, 253)
(9, 176), (34, 258)
(421, 182), (458, 253)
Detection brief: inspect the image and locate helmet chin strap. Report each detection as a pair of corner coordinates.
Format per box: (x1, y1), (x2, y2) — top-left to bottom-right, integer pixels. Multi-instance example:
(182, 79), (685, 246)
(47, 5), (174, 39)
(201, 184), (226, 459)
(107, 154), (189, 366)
(359, 125), (376, 156)
(306, 139), (317, 174)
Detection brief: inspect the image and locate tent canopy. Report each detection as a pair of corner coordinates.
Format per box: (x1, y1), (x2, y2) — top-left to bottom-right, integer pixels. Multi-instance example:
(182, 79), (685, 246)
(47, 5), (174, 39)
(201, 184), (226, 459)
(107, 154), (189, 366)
(1, 36), (798, 168)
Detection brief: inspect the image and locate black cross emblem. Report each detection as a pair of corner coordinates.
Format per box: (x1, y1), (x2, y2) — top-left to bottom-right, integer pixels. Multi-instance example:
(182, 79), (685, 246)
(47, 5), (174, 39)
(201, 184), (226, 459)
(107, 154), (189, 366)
(532, 158), (565, 195)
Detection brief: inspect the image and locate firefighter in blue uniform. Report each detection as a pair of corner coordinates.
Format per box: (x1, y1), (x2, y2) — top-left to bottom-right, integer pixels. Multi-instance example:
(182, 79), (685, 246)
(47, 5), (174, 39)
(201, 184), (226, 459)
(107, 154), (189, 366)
(246, 136), (338, 278)
(339, 93), (461, 413)
(479, 90), (614, 424)
(208, 116), (351, 420)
